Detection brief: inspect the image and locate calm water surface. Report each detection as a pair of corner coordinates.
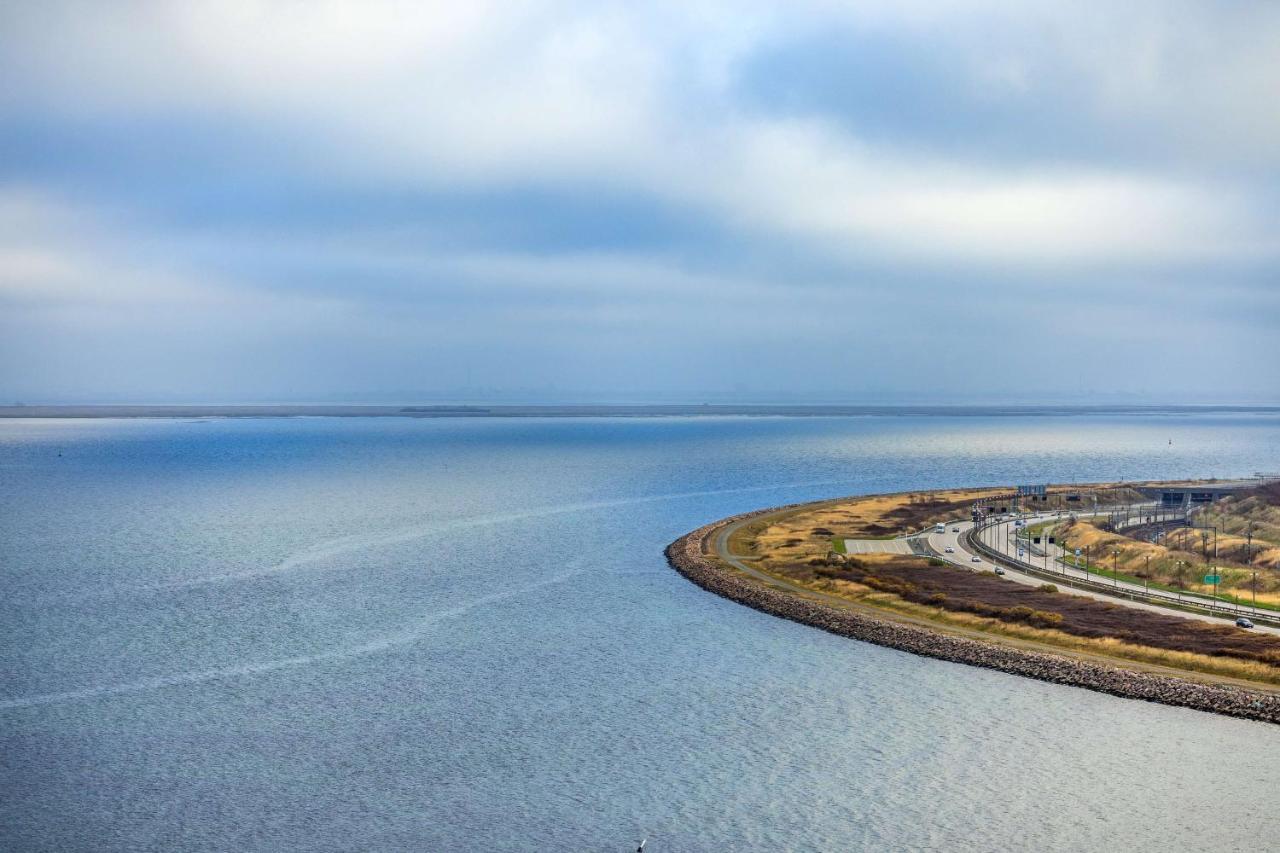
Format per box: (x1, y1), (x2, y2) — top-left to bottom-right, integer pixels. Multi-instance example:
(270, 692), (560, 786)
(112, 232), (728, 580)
(2, 414), (1279, 851)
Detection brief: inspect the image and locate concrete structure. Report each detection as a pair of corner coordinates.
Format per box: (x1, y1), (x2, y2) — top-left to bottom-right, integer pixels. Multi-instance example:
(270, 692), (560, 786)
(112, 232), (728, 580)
(1134, 477), (1279, 507)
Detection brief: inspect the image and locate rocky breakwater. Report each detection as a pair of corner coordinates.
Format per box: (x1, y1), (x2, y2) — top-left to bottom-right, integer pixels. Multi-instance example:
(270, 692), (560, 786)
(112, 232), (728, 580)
(666, 512), (1280, 725)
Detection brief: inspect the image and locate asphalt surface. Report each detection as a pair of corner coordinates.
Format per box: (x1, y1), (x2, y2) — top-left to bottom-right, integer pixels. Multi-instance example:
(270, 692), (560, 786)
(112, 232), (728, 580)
(843, 538), (914, 555)
(709, 509), (1280, 690)
(926, 513), (1280, 636)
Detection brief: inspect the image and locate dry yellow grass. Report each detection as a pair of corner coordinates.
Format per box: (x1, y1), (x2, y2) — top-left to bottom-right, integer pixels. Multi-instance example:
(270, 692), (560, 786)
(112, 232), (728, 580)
(1057, 518), (1280, 604)
(737, 487), (1005, 572)
(1163, 527), (1280, 570)
(803, 572), (1280, 685)
(729, 485), (1280, 687)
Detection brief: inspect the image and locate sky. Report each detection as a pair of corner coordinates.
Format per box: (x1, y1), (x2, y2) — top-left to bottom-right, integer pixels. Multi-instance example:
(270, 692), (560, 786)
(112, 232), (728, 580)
(1, 1), (1277, 404)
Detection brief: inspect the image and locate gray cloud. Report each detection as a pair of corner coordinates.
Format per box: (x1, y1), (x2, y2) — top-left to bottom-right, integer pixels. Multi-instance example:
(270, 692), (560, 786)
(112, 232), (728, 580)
(0, 1), (1276, 403)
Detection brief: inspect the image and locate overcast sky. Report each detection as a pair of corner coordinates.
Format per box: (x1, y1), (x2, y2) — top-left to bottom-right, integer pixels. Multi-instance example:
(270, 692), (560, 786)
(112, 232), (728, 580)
(1, 1), (1277, 404)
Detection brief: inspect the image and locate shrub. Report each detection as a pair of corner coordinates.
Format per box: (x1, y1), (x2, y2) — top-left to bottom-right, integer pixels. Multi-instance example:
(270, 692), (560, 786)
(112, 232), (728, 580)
(1038, 583), (1059, 593)
(1028, 610), (1064, 628)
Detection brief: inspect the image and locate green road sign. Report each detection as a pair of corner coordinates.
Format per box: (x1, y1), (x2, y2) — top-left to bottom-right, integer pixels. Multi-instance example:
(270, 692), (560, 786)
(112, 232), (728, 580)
(1203, 574), (1221, 584)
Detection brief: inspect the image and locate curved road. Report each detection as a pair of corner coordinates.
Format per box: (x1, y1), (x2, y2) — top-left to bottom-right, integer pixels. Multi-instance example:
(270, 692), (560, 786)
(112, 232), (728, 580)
(925, 513), (1280, 636)
(709, 509), (1280, 689)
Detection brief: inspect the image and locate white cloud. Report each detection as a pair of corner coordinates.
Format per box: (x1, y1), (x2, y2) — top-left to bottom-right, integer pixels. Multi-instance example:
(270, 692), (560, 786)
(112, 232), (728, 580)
(6, 1), (1275, 268)
(0, 2), (1277, 399)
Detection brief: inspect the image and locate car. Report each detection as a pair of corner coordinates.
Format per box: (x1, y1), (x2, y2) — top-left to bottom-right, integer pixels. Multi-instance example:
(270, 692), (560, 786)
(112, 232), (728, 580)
(944, 547), (955, 553)
(971, 556), (982, 563)
(952, 527), (960, 533)
(994, 567), (1006, 576)
(1236, 617), (1255, 629)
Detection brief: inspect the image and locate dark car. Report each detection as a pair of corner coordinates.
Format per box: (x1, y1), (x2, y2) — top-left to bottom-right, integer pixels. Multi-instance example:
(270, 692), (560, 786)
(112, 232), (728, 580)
(1236, 617), (1254, 629)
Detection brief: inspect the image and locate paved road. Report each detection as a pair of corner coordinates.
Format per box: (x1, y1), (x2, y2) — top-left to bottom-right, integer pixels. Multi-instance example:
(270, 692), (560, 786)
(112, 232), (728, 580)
(925, 513), (1280, 636)
(709, 510), (1280, 690)
(843, 538), (914, 555)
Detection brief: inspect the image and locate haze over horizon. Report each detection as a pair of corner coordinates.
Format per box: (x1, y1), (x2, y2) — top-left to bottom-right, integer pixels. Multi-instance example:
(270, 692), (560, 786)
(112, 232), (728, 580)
(2, 2), (1278, 404)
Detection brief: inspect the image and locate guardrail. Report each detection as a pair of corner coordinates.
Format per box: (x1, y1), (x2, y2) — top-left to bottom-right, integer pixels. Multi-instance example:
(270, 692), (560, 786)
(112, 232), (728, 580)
(1108, 505), (1189, 532)
(962, 514), (1280, 628)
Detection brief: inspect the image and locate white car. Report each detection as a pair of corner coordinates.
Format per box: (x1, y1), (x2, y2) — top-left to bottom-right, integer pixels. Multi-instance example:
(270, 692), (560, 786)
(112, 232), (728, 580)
(971, 556), (982, 563)
(952, 527), (960, 533)
(944, 547), (955, 553)
(994, 567), (1006, 576)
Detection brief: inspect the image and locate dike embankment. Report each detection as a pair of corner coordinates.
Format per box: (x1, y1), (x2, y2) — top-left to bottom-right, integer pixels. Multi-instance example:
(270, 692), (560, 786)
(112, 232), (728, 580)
(666, 509), (1280, 725)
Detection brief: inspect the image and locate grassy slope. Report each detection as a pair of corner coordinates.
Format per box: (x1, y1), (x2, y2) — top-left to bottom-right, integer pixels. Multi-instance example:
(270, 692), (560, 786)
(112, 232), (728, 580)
(735, 489), (1280, 686)
(1053, 486), (1280, 605)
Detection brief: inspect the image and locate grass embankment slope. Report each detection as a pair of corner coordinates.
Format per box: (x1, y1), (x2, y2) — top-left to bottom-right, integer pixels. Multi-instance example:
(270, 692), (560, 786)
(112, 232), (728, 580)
(728, 486), (1001, 560)
(1049, 482), (1280, 607)
(728, 490), (1280, 687)
(1181, 483), (1280, 568)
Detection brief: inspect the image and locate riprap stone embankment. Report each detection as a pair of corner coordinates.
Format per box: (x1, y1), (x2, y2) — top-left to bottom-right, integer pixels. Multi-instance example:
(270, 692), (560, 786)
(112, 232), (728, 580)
(666, 510), (1280, 725)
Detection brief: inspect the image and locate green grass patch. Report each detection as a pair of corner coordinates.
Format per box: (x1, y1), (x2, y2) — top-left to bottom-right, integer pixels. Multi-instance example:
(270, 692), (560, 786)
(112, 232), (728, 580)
(831, 538), (846, 554)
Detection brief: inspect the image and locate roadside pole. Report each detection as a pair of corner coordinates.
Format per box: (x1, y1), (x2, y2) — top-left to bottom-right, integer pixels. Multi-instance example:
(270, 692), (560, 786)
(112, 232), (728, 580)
(1247, 524), (1255, 615)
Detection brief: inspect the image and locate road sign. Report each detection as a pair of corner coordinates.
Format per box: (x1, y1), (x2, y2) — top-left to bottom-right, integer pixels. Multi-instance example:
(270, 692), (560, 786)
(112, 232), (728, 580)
(1075, 548), (1081, 556)
(1204, 574), (1221, 584)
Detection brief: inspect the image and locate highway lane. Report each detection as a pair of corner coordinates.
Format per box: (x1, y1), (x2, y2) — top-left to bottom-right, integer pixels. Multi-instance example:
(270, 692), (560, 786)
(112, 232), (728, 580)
(924, 512), (1280, 636)
(708, 512), (1280, 690)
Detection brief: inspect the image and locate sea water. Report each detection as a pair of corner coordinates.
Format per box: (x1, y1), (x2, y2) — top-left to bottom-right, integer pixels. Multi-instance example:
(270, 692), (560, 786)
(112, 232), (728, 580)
(2, 412), (1278, 850)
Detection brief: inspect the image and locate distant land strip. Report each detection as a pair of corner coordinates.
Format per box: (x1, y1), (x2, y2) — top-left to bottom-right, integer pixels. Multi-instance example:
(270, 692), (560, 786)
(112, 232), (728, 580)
(2, 404), (1279, 419)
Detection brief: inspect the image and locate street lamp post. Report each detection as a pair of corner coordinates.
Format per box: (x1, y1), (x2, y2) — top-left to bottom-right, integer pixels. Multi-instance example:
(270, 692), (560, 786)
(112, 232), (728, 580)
(1246, 523), (1256, 615)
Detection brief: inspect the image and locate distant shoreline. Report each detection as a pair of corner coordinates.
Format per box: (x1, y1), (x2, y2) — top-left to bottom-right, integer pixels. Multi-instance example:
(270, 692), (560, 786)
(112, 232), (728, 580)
(2, 404), (1278, 419)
